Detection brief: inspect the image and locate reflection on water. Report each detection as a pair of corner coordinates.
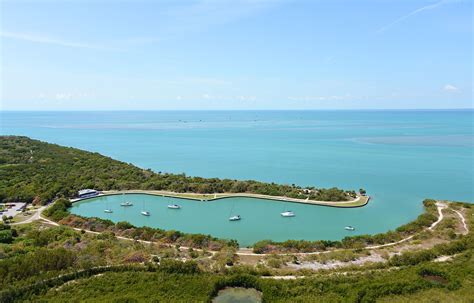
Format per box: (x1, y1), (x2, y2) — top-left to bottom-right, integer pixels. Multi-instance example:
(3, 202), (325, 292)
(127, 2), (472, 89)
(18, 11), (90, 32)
(212, 288), (262, 303)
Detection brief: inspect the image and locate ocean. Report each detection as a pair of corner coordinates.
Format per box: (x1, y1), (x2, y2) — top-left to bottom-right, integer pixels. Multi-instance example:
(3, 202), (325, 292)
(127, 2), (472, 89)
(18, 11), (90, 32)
(1, 110), (472, 245)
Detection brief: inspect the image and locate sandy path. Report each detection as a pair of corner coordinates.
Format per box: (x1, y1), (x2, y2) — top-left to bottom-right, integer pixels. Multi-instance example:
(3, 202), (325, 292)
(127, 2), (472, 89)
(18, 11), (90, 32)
(453, 209), (469, 234)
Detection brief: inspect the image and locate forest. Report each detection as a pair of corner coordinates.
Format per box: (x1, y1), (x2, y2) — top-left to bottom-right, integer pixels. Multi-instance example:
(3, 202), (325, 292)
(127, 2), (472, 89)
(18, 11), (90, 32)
(0, 136), (354, 204)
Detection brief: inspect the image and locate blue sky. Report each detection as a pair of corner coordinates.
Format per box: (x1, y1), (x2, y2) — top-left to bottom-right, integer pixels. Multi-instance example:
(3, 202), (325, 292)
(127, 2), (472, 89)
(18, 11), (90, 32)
(0, 0), (472, 110)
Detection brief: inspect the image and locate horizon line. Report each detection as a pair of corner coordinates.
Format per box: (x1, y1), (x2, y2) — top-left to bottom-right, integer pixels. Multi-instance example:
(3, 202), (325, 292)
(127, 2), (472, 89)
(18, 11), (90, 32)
(1, 108), (473, 112)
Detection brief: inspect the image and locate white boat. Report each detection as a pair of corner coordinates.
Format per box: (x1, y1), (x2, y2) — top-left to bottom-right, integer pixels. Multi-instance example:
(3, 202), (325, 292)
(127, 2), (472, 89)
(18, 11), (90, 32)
(345, 226), (355, 231)
(229, 215), (241, 221)
(120, 201), (133, 207)
(104, 209), (113, 213)
(281, 211), (295, 217)
(141, 211), (150, 216)
(167, 204), (181, 209)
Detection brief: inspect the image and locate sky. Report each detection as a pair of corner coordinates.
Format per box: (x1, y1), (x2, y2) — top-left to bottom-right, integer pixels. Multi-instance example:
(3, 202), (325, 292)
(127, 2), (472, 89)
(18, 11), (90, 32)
(0, 0), (472, 110)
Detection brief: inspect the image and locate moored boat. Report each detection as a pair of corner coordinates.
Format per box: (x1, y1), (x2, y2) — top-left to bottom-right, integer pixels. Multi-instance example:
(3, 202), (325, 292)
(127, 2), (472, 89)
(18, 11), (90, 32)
(345, 226), (355, 231)
(104, 209), (113, 213)
(168, 204), (181, 209)
(120, 201), (133, 207)
(141, 211), (150, 216)
(229, 215), (241, 221)
(281, 211), (295, 217)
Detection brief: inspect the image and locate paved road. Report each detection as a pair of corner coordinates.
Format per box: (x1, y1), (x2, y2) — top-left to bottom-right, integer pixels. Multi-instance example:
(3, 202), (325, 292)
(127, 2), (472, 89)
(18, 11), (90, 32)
(1, 203), (26, 220)
(11, 205), (48, 225)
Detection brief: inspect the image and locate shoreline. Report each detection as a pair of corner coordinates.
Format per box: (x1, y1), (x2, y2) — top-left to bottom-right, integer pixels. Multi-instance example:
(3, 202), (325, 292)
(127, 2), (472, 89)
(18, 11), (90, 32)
(72, 190), (370, 208)
(37, 200), (459, 256)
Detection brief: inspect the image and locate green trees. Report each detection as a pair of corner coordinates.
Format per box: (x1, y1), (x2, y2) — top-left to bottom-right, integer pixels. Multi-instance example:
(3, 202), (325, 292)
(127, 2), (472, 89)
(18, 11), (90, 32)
(42, 198), (72, 221)
(0, 223), (15, 243)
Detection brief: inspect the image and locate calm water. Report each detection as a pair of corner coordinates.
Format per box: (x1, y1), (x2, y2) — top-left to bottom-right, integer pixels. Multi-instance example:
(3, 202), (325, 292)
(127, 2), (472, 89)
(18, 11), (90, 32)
(1, 110), (473, 245)
(212, 287), (262, 303)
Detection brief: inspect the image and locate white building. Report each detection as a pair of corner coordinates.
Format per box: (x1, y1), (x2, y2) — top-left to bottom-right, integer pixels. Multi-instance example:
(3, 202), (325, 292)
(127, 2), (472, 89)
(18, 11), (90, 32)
(78, 189), (99, 198)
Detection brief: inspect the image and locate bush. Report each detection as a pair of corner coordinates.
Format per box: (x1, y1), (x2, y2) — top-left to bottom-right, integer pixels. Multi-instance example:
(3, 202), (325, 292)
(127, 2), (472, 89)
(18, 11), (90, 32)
(43, 198), (72, 221)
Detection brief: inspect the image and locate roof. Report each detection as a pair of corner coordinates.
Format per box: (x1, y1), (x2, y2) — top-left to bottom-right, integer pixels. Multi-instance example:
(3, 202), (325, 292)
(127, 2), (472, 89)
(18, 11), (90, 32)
(78, 189), (98, 195)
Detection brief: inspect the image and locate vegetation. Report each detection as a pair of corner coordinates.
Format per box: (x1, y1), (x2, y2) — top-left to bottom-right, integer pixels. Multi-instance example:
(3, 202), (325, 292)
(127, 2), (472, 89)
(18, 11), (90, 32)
(5, 245), (474, 302)
(0, 201), (472, 302)
(0, 136), (353, 204)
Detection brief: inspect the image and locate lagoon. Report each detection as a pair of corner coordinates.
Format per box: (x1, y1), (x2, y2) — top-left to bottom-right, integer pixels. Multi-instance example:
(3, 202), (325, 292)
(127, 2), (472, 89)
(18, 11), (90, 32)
(71, 194), (373, 246)
(2, 110), (473, 244)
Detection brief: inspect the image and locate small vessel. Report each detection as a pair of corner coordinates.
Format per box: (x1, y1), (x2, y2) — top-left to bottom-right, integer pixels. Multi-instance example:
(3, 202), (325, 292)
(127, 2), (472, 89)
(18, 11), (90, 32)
(345, 226), (355, 231)
(228, 201), (240, 221)
(141, 200), (150, 216)
(104, 201), (113, 213)
(229, 215), (241, 221)
(120, 201), (133, 207)
(281, 211), (295, 217)
(168, 204), (181, 209)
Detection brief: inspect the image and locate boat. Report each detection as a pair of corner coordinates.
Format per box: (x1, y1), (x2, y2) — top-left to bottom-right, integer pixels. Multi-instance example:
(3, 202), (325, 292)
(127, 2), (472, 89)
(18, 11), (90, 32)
(281, 211), (295, 217)
(345, 226), (355, 231)
(141, 211), (150, 216)
(228, 201), (241, 221)
(168, 204), (181, 209)
(229, 215), (241, 221)
(120, 201), (133, 207)
(104, 201), (113, 213)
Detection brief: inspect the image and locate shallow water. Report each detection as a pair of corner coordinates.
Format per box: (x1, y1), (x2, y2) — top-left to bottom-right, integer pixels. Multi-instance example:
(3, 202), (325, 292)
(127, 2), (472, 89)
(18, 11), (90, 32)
(2, 110), (473, 244)
(212, 287), (262, 303)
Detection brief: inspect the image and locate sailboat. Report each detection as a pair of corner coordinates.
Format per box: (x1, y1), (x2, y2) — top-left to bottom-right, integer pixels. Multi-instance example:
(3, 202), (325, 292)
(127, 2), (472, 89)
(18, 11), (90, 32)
(104, 201), (113, 213)
(228, 201), (241, 221)
(120, 193), (133, 206)
(141, 201), (150, 216)
(229, 215), (241, 221)
(281, 210), (295, 217)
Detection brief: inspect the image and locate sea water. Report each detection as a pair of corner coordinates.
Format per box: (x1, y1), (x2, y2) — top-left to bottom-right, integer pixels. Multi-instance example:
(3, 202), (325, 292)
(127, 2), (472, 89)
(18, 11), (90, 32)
(1, 110), (472, 246)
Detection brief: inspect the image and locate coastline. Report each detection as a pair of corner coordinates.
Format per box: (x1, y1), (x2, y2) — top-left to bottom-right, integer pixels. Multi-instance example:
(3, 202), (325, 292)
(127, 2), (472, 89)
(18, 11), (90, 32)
(74, 190), (370, 208)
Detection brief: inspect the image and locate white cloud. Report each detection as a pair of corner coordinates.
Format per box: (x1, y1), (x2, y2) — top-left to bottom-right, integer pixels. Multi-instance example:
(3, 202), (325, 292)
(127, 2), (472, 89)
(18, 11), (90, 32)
(0, 31), (118, 51)
(55, 93), (73, 100)
(288, 94), (353, 101)
(376, 0), (447, 33)
(443, 84), (459, 91)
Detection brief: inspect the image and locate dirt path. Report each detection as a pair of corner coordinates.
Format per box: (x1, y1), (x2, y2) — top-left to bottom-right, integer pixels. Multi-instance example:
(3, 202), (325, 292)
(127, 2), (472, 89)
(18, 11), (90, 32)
(453, 209), (469, 235)
(100, 190), (368, 208)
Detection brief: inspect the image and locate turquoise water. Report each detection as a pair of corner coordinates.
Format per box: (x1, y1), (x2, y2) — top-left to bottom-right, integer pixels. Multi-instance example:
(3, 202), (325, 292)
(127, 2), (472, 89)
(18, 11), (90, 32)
(1, 110), (473, 245)
(71, 194), (374, 246)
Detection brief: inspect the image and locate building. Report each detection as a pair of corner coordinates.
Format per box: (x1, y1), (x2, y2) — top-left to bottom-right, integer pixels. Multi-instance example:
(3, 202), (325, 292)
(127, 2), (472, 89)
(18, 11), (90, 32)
(78, 189), (99, 198)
